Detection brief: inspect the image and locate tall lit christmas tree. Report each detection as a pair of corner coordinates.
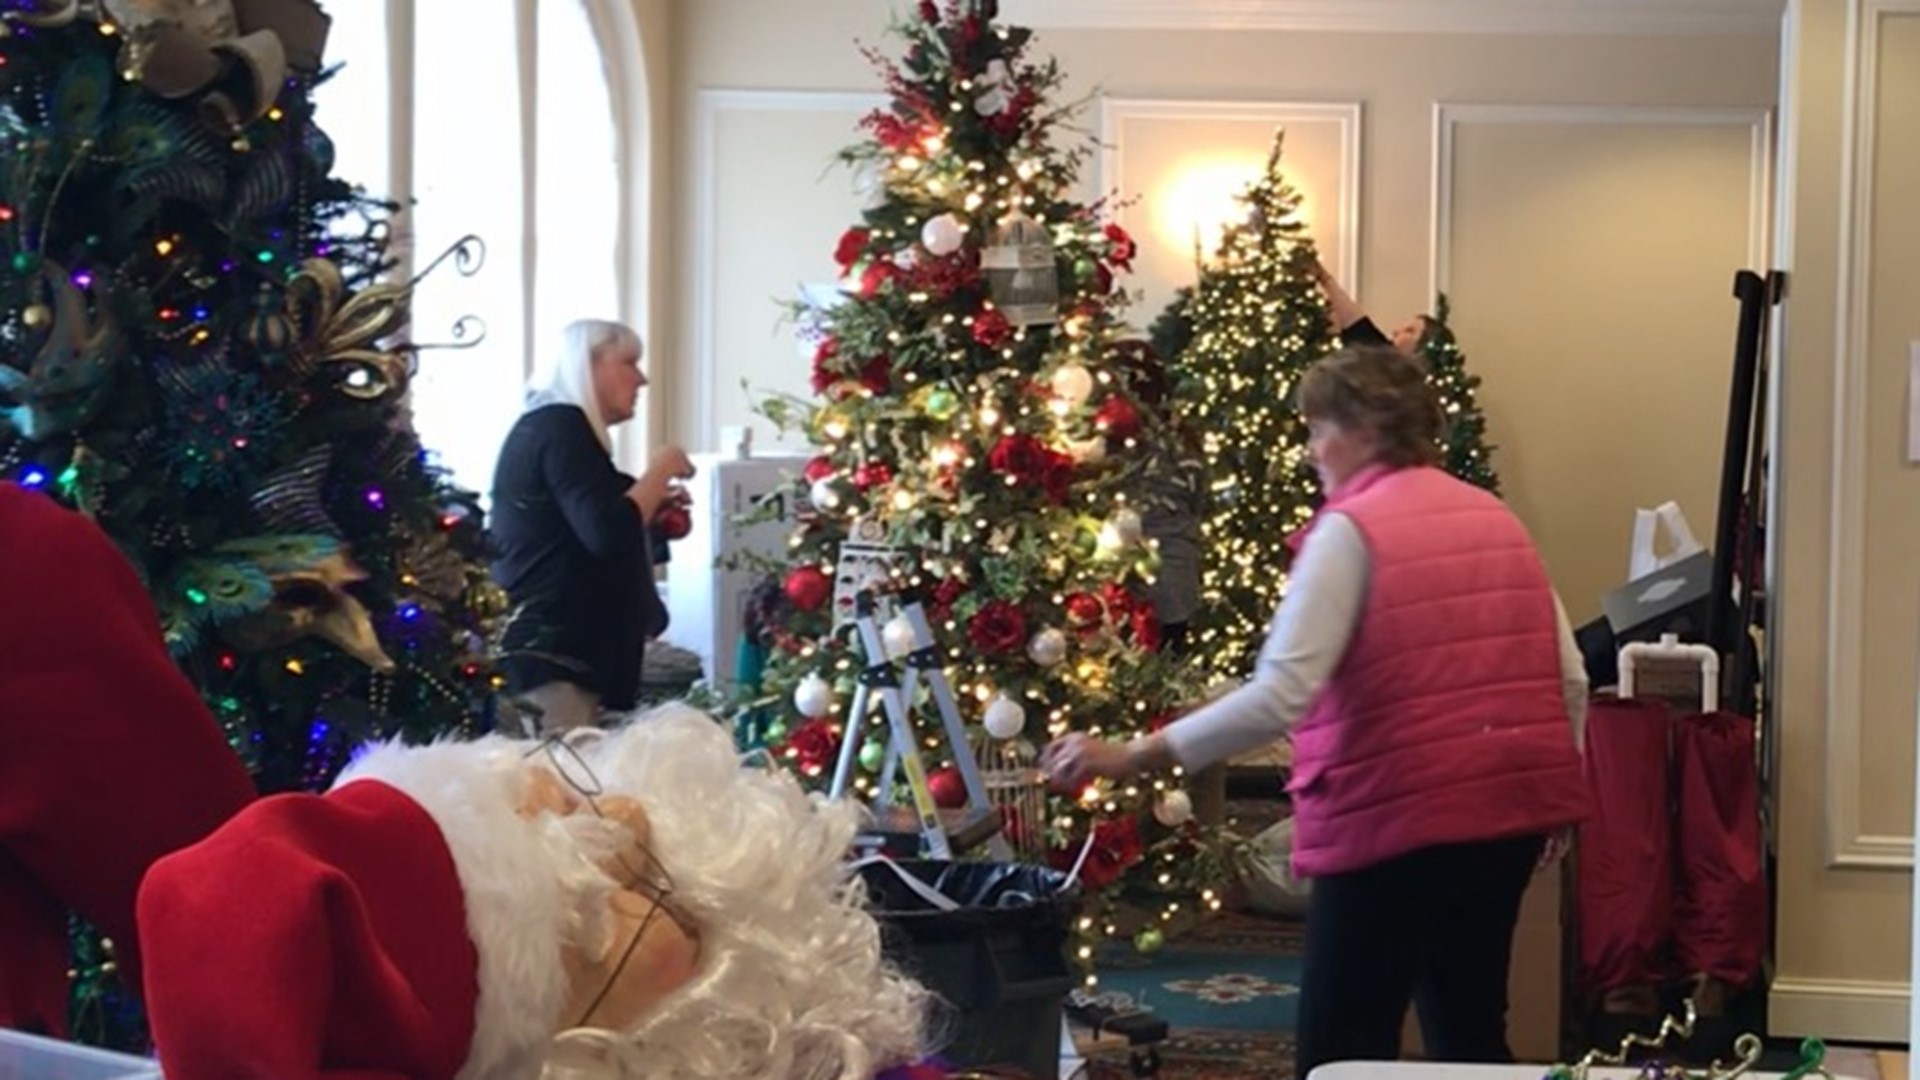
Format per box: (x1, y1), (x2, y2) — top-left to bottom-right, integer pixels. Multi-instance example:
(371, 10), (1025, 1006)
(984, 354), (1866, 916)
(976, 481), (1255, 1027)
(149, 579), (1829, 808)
(738, 0), (1228, 936)
(0, 0), (500, 1042)
(1171, 137), (1502, 682)
(1171, 136), (1336, 683)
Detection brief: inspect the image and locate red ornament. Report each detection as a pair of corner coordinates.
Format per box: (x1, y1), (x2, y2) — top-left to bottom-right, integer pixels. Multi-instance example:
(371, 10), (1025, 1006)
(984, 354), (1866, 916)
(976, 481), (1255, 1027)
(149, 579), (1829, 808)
(810, 338), (841, 396)
(654, 505), (691, 541)
(965, 600), (1028, 656)
(927, 766), (967, 809)
(783, 566), (832, 611)
(1064, 592), (1105, 631)
(853, 462), (894, 490)
(1129, 607), (1162, 652)
(1049, 816), (1145, 890)
(1095, 396), (1143, 440)
(834, 227), (871, 271)
(972, 308), (1013, 348)
(1104, 223), (1137, 271)
(785, 720), (841, 777)
(803, 455), (837, 484)
(918, 0), (940, 22)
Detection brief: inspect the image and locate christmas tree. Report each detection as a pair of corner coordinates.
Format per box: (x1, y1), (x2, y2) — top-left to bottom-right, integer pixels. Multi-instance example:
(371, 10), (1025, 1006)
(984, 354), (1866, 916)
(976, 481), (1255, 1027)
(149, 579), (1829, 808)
(737, 0), (1229, 938)
(0, 0), (500, 1041)
(1171, 136), (1337, 683)
(1422, 294), (1500, 494)
(1170, 137), (1502, 682)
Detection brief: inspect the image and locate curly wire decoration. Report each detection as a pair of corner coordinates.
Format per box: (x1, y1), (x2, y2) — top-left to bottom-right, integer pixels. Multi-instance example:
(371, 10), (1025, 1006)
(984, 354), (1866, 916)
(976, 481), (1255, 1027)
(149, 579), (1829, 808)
(410, 314), (486, 354)
(1545, 1001), (1832, 1080)
(410, 233), (487, 288)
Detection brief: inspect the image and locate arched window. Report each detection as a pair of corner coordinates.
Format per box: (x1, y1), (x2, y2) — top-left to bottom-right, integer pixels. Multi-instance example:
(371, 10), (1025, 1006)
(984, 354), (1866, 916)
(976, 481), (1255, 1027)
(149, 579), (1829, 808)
(316, 0), (642, 500)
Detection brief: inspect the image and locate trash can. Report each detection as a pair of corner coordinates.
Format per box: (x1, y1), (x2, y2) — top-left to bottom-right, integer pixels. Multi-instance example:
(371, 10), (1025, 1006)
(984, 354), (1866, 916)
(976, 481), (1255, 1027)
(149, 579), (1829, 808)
(857, 860), (1080, 1080)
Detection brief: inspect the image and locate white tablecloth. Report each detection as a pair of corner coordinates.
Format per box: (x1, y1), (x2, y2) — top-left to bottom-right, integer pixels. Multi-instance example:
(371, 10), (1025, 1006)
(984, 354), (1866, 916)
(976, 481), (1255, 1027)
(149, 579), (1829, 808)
(1308, 1064), (1862, 1080)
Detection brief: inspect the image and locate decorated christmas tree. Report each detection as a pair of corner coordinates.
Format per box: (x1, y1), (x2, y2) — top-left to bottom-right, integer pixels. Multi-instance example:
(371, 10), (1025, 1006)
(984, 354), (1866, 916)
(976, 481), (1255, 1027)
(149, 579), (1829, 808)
(1171, 137), (1502, 682)
(1422, 294), (1500, 494)
(0, 0), (500, 1041)
(736, 0), (1229, 938)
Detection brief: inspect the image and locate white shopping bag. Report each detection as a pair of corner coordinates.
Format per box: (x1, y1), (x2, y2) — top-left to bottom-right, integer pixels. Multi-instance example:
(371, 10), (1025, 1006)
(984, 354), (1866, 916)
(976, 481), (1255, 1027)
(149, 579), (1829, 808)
(1628, 501), (1703, 581)
(1236, 816), (1312, 918)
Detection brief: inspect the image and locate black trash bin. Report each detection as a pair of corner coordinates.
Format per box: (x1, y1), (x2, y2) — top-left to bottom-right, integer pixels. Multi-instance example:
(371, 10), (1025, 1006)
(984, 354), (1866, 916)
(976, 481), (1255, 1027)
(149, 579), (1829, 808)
(858, 860), (1080, 1080)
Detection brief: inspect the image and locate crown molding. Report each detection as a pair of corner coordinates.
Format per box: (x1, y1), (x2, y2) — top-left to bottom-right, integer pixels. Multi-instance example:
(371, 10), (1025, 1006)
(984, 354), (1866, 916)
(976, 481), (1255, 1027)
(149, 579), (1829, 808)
(998, 0), (1786, 36)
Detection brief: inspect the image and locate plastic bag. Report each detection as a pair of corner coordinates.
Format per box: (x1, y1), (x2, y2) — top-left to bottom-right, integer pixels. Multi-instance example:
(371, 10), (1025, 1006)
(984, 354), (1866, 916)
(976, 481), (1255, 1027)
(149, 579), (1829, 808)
(1236, 817), (1311, 918)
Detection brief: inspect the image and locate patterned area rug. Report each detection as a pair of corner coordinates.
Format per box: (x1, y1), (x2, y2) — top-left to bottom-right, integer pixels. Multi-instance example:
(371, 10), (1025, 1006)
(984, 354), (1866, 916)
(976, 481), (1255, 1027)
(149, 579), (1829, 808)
(1078, 911), (1306, 1080)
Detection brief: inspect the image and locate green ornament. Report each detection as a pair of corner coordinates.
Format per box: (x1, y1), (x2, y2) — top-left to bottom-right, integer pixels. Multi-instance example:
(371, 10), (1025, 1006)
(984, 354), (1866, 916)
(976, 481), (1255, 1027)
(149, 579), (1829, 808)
(764, 720), (790, 744)
(1074, 257), (1097, 281)
(11, 251), (39, 274)
(924, 387), (961, 421)
(859, 740), (887, 772)
(1133, 927), (1165, 955)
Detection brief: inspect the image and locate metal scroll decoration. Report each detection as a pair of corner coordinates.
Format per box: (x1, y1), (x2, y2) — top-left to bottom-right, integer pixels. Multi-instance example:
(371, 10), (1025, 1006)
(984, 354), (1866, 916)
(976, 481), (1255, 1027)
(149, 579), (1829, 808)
(274, 234), (489, 403)
(1544, 1002), (1833, 1080)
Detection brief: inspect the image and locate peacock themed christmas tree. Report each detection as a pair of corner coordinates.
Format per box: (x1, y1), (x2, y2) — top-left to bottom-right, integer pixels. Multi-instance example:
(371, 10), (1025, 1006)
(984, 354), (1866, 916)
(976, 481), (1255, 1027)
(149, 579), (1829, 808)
(1169, 135), (1502, 683)
(736, 0), (1231, 939)
(0, 0), (500, 1041)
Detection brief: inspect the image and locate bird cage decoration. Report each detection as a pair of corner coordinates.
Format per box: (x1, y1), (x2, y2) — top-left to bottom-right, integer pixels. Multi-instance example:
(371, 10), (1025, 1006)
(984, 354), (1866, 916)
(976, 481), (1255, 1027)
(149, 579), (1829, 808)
(979, 211), (1059, 328)
(974, 733), (1049, 862)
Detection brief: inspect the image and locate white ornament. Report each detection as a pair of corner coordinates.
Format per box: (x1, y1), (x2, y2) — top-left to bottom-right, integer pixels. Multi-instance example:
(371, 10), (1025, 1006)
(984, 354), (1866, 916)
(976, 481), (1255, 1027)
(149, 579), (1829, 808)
(982, 694), (1026, 740)
(1153, 789), (1195, 827)
(921, 213), (966, 257)
(1026, 626), (1068, 668)
(1050, 362), (1094, 405)
(882, 614), (917, 659)
(1112, 508), (1145, 546)
(793, 673), (834, 719)
(808, 477), (843, 511)
(974, 86), (1011, 116)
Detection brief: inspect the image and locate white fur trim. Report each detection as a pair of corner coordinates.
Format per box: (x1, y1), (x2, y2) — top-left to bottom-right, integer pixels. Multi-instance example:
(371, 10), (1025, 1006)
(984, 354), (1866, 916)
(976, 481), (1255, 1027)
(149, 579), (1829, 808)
(336, 738), (573, 1080)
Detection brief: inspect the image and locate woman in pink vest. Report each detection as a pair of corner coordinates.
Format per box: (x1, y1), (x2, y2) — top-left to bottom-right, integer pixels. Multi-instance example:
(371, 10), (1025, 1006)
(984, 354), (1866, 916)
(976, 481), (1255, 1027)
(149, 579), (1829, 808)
(1043, 346), (1589, 1076)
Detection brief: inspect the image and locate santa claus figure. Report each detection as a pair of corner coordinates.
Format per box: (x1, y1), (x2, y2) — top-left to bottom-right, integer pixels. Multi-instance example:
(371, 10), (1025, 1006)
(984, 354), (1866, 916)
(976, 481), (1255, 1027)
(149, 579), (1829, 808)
(136, 703), (934, 1080)
(0, 482), (255, 1035)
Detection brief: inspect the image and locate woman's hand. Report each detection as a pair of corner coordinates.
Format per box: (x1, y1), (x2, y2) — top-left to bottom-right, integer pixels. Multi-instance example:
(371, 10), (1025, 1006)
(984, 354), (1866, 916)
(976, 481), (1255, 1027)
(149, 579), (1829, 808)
(1040, 733), (1138, 793)
(629, 445), (696, 519)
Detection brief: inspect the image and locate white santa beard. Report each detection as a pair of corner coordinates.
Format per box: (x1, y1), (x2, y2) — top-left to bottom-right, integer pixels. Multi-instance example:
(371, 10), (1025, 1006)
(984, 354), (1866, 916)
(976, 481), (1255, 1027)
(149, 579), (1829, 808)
(547, 705), (933, 1080)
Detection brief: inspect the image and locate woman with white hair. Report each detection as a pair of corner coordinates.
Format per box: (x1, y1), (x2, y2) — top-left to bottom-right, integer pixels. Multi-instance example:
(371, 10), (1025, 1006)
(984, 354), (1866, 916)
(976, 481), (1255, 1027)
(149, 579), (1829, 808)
(490, 319), (695, 731)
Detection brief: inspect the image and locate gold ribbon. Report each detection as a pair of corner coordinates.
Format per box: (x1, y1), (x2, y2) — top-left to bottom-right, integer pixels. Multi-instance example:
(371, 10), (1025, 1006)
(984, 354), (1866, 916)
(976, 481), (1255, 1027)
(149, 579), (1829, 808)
(282, 258), (413, 401)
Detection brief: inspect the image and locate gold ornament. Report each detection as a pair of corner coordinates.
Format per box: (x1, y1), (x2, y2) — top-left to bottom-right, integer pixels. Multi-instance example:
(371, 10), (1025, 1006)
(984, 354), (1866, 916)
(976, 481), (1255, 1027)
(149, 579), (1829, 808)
(279, 258), (412, 400)
(224, 550), (396, 672)
(21, 303), (51, 330)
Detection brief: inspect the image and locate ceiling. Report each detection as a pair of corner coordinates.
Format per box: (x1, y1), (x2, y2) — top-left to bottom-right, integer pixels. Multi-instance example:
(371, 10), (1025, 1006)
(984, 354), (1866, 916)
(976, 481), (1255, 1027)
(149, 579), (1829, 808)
(997, 0), (1788, 36)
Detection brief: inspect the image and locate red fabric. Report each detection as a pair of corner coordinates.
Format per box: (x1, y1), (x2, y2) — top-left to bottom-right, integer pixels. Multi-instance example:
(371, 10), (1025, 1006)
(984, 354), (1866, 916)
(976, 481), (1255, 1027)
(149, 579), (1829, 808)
(1286, 465), (1588, 877)
(1574, 697), (1673, 993)
(0, 483), (256, 1035)
(1673, 710), (1767, 987)
(139, 781), (479, 1080)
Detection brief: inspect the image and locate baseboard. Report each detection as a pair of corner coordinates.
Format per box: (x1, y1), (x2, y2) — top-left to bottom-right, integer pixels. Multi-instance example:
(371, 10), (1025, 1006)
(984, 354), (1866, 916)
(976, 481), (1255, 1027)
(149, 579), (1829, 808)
(1769, 977), (1909, 1043)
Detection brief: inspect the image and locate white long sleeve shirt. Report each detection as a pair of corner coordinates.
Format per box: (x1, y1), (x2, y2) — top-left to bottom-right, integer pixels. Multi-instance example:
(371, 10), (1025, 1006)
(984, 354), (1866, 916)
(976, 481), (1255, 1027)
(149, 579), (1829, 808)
(1162, 513), (1589, 772)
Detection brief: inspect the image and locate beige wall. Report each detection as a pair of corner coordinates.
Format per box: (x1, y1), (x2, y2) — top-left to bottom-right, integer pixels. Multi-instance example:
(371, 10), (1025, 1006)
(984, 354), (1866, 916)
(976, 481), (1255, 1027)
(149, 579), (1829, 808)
(1770, 0), (1920, 1042)
(661, 0), (1778, 627)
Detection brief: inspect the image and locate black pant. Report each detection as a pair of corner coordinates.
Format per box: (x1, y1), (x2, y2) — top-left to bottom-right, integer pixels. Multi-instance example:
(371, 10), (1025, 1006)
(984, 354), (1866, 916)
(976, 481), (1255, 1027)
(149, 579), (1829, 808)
(1295, 834), (1545, 1078)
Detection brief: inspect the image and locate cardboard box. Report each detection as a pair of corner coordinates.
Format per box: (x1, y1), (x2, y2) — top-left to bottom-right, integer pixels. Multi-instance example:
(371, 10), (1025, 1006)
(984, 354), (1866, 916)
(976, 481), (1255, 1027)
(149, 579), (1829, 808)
(1402, 864), (1564, 1063)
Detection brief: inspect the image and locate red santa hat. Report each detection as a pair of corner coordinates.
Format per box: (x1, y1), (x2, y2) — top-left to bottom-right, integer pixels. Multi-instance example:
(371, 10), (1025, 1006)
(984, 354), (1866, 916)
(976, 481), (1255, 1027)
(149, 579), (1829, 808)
(0, 483), (255, 1035)
(138, 736), (578, 1080)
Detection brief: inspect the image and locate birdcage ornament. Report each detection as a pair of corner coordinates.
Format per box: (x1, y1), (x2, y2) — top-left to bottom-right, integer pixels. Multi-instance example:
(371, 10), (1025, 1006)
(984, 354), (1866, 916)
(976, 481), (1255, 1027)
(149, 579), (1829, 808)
(974, 733), (1050, 862)
(979, 211), (1059, 327)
